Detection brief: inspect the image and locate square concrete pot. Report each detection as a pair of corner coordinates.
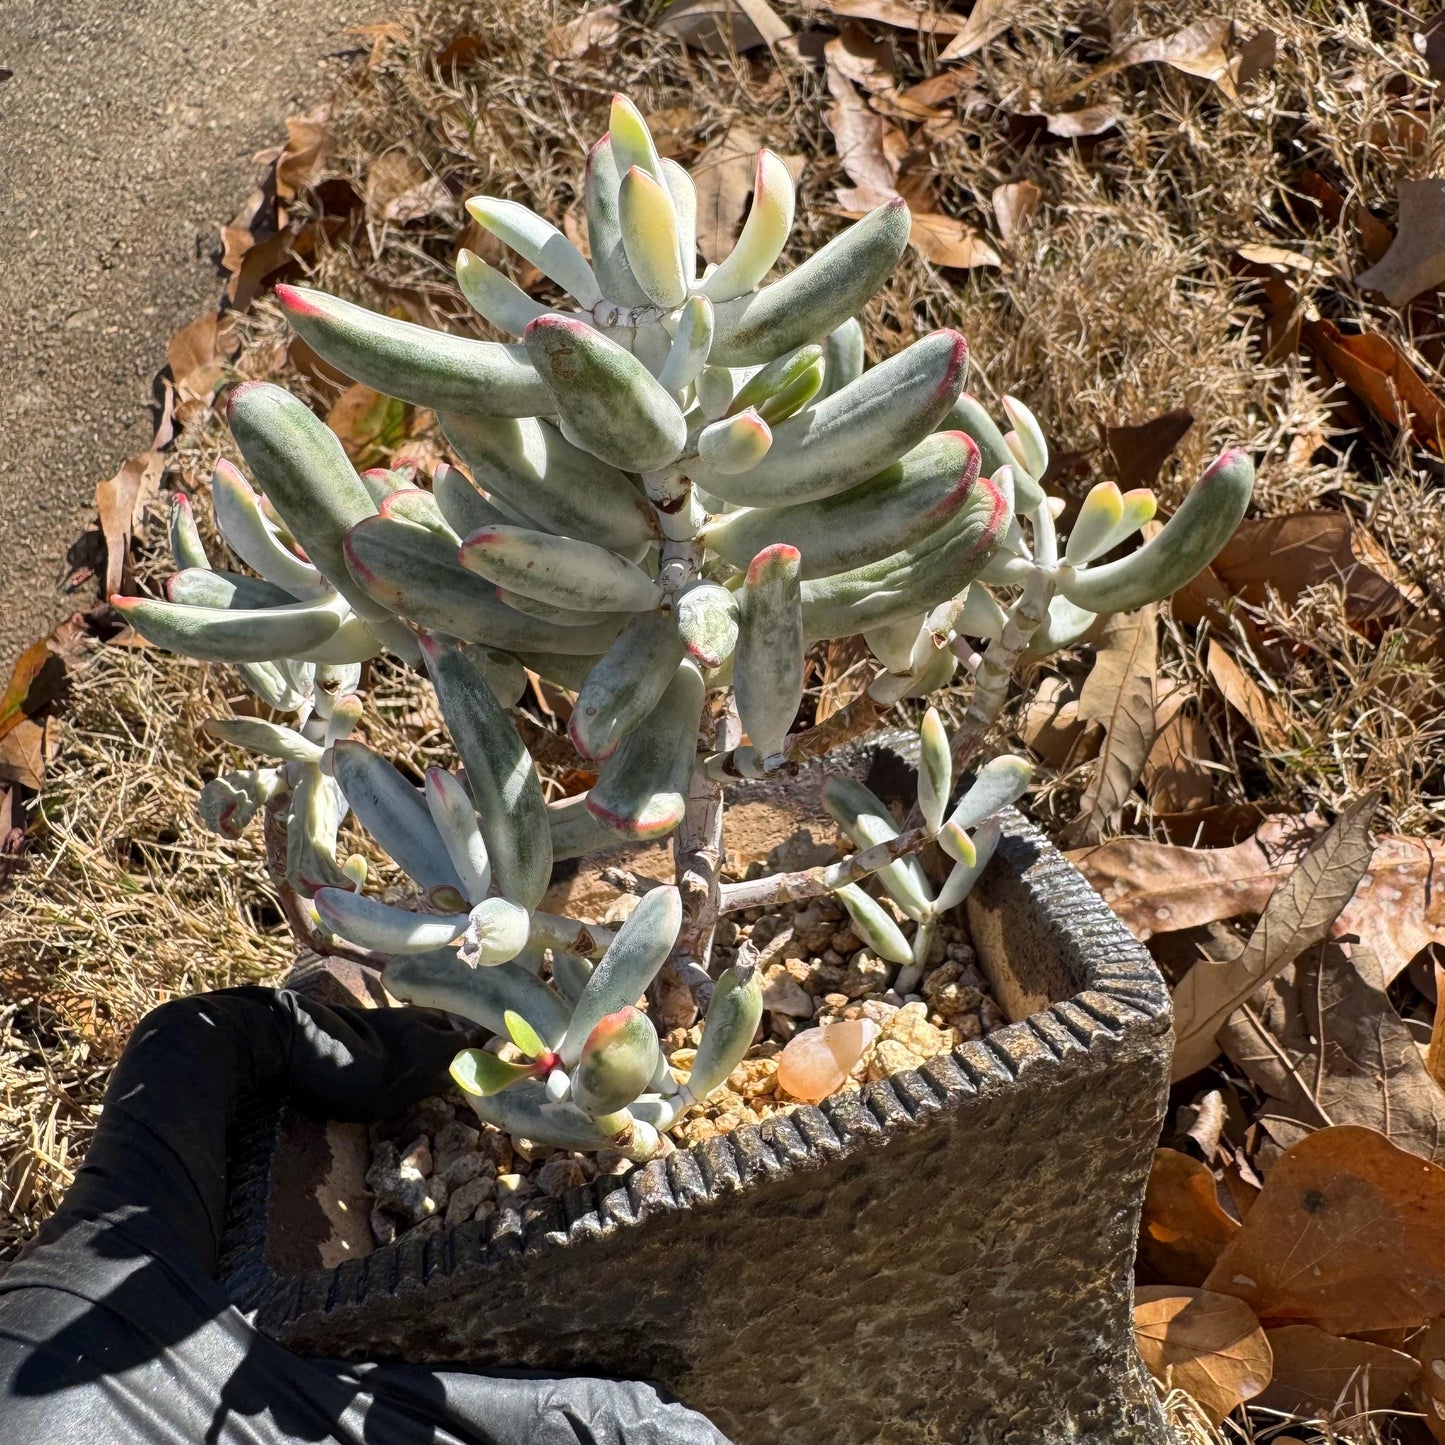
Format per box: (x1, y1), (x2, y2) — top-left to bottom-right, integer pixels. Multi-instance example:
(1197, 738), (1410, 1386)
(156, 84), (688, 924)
(218, 750), (1173, 1444)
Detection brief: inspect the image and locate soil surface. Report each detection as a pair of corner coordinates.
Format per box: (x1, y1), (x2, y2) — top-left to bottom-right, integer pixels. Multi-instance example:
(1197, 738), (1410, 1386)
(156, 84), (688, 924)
(0, 0), (379, 669)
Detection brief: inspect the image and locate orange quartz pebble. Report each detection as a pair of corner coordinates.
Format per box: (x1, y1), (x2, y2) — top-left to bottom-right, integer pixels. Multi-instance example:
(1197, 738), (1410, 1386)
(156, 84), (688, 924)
(776, 1019), (881, 1104)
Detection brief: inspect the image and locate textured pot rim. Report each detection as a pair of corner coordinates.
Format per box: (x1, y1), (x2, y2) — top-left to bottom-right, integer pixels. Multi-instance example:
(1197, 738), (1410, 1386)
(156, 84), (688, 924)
(217, 799), (1170, 1340)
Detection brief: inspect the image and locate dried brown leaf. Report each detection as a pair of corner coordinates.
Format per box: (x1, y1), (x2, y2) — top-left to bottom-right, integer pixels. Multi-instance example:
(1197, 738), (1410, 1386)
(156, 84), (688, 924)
(1218, 942), (1445, 1163)
(1356, 180), (1445, 310)
(1117, 18), (1237, 99)
(0, 638), (67, 744)
(909, 211), (1001, 269)
(1043, 105), (1120, 138)
(823, 0), (961, 34)
(938, 0), (1013, 62)
(1257, 1325), (1417, 1414)
(1206, 641), (1290, 754)
(1234, 27), (1277, 86)
(1021, 673), (1085, 768)
(1335, 835), (1445, 984)
(990, 179), (1041, 248)
(692, 122), (762, 265)
(367, 151), (453, 226)
(1140, 1148), (1241, 1287)
(1134, 1287), (1272, 1424)
(656, 0), (790, 54)
(544, 5), (623, 62)
(1205, 1125), (1445, 1334)
(1064, 607), (1157, 845)
(1144, 704), (1215, 815)
(327, 385), (411, 466)
(97, 452), (165, 599)
(273, 107), (330, 200)
(1104, 409), (1193, 490)
(1170, 791), (1380, 1080)
(1416, 1316), (1445, 1443)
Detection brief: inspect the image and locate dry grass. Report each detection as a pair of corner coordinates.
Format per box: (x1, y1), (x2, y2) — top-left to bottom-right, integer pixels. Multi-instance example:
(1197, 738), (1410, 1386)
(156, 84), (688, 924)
(3, 2), (1445, 1433)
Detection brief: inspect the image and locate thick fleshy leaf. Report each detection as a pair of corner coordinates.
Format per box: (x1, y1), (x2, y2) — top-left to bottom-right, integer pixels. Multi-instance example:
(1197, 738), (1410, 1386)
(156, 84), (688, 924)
(658, 294), (714, 392)
(735, 544), (803, 762)
(675, 581), (738, 668)
(421, 636), (552, 909)
(1001, 395), (1048, 480)
(376, 490), (455, 543)
(441, 412), (658, 552)
(226, 382), (385, 620)
(709, 199), (911, 366)
(863, 614), (927, 673)
(546, 792), (620, 860)
(424, 767), (491, 903)
(703, 429), (981, 577)
(818, 317), (865, 400)
(164, 568), (295, 611)
(695, 364), (738, 422)
(934, 819), (999, 914)
(169, 494), (210, 571)
(619, 165), (687, 308)
(569, 609), (686, 761)
(700, 149), (796, 303)
(463, 197), (601, 309)
(459, 525), (661, 613)
(287, 764), (350, 896)
(274, 284), (551, 418)
(608, 93), (663, 180)
(384, 951), (570, 1043)
(331, 739), (463, 894)
(1024, 595), (1100, 660)
(586, 659), (704, 840)
(1059, 450), (1254, 614)
(314, 887), (469, 953)
(495, 589), (632, 632)
(523, 316), (687, 472)
(822, 774), (933, 921)
(449, 1048), (534, 1097)
(197, 767), (284, 839)
(461, 897), (531, 966)
(344, 516), (625, 654)
(917, 707), (951, 833)
(235, 661), (308, 713)
(697, 409), (772, 474)
(937, 820), (977, 868)
(833, 882), (912, 964)
(358, 465), (412, 506)
(459, 1078), (659, 1159)
(584, 135), (648, 306)
(801, 475), (1009, 640)
(432, 461), (534, 536)
(211, 460), (326, 596)
(947, 755), (1033, 832)
(661, 157), (698, 288)
(455, 249), (554, 335)
(683, 964), (764, 1102)
(292, 613), (385, 666)
(1063, 482), (1125, 566)
(203, 716), (322, 763)
(728, 344), (824, 425)
(572, 1006), (660, 1117)
(561, 885), (682, 1065)
(111, 591), (346, 664)
(943, 393), (1046, 510)
(692, 329), (968, 506)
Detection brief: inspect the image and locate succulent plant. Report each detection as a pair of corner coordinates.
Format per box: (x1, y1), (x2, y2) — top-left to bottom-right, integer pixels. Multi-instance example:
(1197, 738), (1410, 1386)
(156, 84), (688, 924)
(118, 96), (1254, 1156)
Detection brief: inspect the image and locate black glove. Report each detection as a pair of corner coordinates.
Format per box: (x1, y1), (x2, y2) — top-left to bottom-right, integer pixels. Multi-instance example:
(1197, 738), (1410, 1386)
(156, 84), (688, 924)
(0, 986), (728, 1444)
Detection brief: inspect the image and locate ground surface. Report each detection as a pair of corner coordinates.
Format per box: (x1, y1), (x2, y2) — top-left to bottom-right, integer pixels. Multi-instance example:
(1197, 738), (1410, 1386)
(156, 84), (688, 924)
(0, 0), (380, 668)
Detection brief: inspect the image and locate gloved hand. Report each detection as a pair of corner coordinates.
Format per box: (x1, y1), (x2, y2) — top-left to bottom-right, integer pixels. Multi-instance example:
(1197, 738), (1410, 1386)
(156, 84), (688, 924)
(0, 986), (728, 1444)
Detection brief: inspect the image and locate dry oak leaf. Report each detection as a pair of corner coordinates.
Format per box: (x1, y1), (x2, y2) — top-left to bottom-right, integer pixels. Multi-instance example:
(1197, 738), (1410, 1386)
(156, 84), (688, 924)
(1042, 105), (1120, 138)
(1218, 941), (1445, 1165)
(366, 150), (453, 227)
(327, 384), (410, 465)
(1336, 835), (1445, 984)
(1133, 1287), (1272, 1425)
(1204, 1125), (1445, 1335)
(1256, 1325), (1418, 1415)
(656, 0), (791, 54)
(1143, 699), (1215, 816)
(938, 0), (1013, 62)
(97, 451), (166, 599)
(1063, 605), (1157, 847)
(690, 123), (803, 265)
(1356, 180), (1445, 309)
(1104, 408), (1193, 490)
(823, 0), (962, 33)
(991, 180), (1041, 247)
(1303, 317), (1445, 457)
(908, 212), (1000, 269)
(1169, 790), (1379, 1081)
(1115, 18), (1237, 100)
(1140, 1148), (1241, 1287)
(1205, 640), (1291, 755)
(544, 5), (623, 62)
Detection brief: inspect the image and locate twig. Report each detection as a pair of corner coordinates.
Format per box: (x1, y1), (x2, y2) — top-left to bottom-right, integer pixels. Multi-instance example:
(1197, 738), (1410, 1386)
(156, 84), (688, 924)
(702, 690), (883, 779)
(600, 866), (665, 896)
(718, 824), (931, 913)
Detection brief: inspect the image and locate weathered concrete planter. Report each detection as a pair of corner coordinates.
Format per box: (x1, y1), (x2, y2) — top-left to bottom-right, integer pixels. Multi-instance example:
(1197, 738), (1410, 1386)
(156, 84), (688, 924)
(219, 754), (1173, 1444)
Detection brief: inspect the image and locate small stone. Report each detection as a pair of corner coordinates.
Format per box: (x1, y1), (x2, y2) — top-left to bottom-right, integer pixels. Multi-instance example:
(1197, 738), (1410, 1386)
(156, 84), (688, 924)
(771, 1015), (799, 1043)
(831, 928), (860, 954)
(400, 1134), (433, 1178)
(537, 1157), (587, 1196)
(945, 941), (978, 967)
(603, 892), (642, 924)
(410, 1215), (444, 1242)
(445, 1174), (495, 1226)
(820, 948), (843, 968)
(882, 1001), (947, 1059)
(761, 963), (813, 1018)
(485, 1131), (514, 1176)
(398, 1095), (456, 1141)
(857, 998), (900, 1028)
(369, 1208), (397, 1247)
(512, 1135), (549, 1163)
(441, 1152), (489, 1189)
(922, 961), (985, 1023)
(473, 1198), (498, 1224)
(433, 1119), (480, 1163)
(980, 997), (1007, 1032)
(365, 1140), (430, 1221)
(866, 1037), (924, 1083)
(728, 1056), (778, 1099)
(840, 950), (891, 999)
(776, 1018), (882, 1104)
(426, 1175), (450, 1211)
(956, 1012), (984, 1041)
(496, 1172), (538, 1209)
